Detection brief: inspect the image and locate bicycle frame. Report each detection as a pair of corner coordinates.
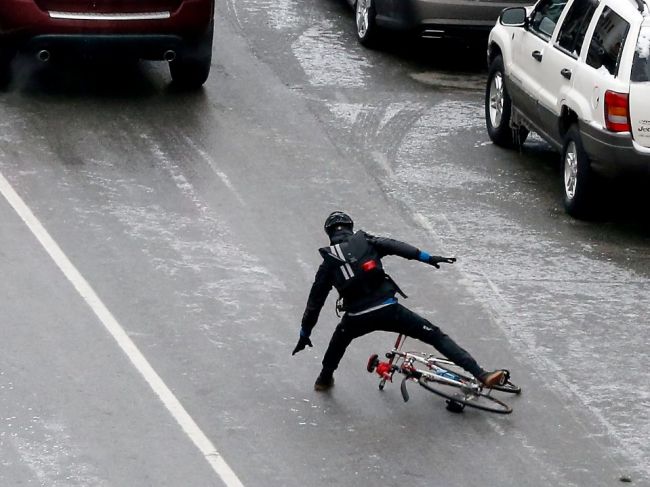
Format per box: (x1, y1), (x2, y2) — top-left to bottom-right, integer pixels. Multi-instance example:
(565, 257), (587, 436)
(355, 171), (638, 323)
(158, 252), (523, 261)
(373, 334), (481, 402)
(368, 334), (516, 414)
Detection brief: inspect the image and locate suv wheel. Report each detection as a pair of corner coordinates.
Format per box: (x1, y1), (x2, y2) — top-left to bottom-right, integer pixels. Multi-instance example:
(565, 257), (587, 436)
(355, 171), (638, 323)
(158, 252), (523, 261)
(356, 0), (379, 47)
(169, 21), (213, 90)
(485, 56), (527, 148)
(562, 125), (595, 218)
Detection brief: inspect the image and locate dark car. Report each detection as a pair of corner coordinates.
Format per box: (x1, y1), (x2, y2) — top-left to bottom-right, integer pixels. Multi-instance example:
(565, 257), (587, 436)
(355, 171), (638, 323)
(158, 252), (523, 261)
(0, 0), (214, 89)
(349, 0), (533, 47)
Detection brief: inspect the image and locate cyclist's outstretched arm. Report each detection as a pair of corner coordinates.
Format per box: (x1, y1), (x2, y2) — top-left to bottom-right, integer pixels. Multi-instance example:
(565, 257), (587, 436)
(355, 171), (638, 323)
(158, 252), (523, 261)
(366, 233), (456, 268)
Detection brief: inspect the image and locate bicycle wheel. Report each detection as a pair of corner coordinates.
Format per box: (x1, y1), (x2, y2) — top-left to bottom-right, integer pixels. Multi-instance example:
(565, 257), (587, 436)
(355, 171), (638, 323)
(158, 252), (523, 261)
(429, 359), (522, 394)
(418, 376), (512, 414)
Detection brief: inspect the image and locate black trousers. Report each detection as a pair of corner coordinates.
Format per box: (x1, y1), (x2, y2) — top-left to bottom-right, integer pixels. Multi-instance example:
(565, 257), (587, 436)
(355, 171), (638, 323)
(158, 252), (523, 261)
(321, 303), (484, 378)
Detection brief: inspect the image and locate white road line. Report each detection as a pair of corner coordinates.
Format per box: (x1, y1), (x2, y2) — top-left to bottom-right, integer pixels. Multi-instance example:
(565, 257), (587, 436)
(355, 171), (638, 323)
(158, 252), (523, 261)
(0, 171), (245, 487)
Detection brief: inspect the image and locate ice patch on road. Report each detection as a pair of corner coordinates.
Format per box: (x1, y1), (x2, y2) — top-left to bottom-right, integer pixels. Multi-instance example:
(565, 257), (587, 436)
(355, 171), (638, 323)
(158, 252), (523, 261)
(393, 100), (486, 184)
(182, 135), (247, 207)
(326, 102), (426, 132)
(0, 401), (106, 487)
(293, 21), (371, 87)
(396, 161), (490, 187)
(234, 0), (300, 30)
(266, 0), (300, 30)
(326, 102), (429, 174)
(67, 128), (285, 336)
(326, 102), (369, 126)
(417, 100), (483, 136)
(377, 102), (423, 132)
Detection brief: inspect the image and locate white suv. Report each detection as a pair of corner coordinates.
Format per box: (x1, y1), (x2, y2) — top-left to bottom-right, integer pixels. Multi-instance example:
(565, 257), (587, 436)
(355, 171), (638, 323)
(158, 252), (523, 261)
(485, 0), (650, 217)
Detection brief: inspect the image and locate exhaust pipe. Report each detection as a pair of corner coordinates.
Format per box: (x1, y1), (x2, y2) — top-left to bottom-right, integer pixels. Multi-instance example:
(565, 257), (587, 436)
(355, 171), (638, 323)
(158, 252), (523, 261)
(163, 50), (176, 62)
(37, 50), (51, 62)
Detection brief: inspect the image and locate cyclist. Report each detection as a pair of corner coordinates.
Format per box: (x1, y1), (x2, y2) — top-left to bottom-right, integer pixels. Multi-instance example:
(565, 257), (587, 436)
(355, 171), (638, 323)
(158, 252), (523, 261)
(292, 211), (508, 391)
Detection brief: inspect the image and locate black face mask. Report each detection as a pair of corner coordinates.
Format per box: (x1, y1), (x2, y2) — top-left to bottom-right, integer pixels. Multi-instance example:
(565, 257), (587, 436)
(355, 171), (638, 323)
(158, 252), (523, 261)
(328, 226), (353, 244)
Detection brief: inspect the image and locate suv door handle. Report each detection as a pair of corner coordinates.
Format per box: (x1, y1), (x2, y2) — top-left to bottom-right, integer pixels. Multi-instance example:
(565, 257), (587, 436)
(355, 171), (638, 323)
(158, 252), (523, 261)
(561, 68), (572, 79)
(532, 50), (543, 62)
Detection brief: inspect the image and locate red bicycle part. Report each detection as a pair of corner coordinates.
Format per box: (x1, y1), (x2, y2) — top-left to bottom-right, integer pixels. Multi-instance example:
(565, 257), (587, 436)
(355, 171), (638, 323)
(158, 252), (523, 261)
(376, 361), (393, 381)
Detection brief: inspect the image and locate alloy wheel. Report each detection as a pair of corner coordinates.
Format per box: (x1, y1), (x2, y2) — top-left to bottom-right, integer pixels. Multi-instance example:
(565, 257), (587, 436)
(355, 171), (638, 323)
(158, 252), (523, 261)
(489, 72), (504, 128)
(356, 0), (369, 38)
(564, 141), (578, 200)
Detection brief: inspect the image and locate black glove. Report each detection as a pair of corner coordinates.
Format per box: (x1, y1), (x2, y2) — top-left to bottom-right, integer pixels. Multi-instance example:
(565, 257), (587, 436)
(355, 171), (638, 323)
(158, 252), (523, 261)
(428, 255), (456, 269)
(292, 335), (313, 355)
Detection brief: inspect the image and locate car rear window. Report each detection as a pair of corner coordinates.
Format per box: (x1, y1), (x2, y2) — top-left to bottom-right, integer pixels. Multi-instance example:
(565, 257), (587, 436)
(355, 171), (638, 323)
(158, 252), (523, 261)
(586, 7), (629, 77)
(631, 26), (650, 82)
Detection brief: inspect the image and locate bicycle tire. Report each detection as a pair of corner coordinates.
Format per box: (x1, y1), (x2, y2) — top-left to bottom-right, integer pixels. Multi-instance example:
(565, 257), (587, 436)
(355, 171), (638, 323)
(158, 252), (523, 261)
(428, 359), (522, 394)
(418, 377), (512, 414)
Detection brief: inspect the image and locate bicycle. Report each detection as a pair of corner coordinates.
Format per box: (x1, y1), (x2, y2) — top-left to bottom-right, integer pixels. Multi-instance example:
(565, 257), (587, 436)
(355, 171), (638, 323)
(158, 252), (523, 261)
(366, 334), (521, 414)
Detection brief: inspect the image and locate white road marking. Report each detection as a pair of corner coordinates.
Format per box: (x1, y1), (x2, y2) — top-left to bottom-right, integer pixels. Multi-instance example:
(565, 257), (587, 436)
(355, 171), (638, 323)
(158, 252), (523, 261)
(0, 171), (245, 487)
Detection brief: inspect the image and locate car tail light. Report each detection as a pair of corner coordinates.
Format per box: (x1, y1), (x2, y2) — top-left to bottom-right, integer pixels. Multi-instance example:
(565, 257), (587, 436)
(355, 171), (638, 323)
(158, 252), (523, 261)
(604, 90), (631, 132)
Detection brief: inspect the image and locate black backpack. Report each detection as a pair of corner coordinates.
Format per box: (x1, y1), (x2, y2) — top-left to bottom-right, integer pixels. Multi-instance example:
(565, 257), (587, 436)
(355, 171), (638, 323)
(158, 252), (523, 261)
(319, 231), (387, 300)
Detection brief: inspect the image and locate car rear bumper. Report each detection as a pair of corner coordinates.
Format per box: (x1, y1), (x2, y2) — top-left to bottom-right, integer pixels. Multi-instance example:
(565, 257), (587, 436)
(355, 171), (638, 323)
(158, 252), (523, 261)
(0, 0), (213, 41)
(581, 122), (650, 175)
(24, 34), (186, 60)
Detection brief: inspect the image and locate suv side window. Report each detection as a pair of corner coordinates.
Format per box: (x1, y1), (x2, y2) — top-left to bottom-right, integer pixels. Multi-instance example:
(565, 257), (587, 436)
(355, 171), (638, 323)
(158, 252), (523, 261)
(529, 0), (568, 39)
(586, 7), (630, 76)
(555, 0), (598, 57)
(631, 26), (650, 82)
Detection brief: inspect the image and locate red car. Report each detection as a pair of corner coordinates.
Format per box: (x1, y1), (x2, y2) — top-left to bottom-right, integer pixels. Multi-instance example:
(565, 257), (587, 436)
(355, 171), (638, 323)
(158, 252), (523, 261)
(0, 0), (214, 89)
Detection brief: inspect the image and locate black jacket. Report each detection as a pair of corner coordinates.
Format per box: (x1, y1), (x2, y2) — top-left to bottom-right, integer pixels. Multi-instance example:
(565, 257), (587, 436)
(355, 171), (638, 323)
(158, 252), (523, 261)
(300, 230), (421, 333)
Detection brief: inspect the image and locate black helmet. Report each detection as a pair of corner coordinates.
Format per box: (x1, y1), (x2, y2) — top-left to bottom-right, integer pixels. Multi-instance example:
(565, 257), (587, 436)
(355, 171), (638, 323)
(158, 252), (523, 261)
(324, 211), (353, 234)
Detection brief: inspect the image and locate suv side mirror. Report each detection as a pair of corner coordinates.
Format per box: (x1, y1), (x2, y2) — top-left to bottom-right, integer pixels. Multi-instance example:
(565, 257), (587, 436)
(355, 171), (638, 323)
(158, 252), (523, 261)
(500, 7), (527, 27)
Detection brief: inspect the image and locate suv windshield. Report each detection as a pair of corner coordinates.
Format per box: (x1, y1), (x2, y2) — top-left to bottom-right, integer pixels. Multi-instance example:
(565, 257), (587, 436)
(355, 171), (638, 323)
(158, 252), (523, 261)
(631, 25), (650, 82)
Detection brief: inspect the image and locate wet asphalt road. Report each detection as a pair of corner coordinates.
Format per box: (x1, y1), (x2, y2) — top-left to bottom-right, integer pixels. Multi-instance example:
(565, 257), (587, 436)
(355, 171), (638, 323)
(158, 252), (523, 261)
(1, 0), (649, 486)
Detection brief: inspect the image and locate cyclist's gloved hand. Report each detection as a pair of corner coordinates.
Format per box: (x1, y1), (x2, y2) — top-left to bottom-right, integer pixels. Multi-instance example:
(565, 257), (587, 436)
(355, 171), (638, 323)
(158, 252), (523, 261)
(292, 329), (313, 355)
(427, 255), (456, 269)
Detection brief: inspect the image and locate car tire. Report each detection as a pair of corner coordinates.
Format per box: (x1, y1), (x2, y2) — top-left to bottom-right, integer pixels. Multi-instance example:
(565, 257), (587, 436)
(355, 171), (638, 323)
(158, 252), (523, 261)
(562, 125), (595, 218)
(355, 0), (379, 47)
(0, 45), (15, 89)
(169, 21), (213, 90)
(485, 55), (526, 148)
